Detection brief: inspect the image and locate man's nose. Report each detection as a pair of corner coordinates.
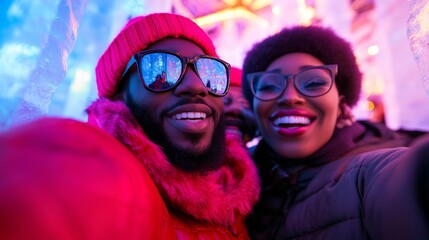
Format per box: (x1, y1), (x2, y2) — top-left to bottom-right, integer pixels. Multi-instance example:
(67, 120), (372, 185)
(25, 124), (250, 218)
(173, 66), (208, 97)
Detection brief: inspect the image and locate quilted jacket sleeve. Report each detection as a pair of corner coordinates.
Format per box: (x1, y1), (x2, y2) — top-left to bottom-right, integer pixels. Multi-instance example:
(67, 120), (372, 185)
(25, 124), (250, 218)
(363, 135), (429, 240)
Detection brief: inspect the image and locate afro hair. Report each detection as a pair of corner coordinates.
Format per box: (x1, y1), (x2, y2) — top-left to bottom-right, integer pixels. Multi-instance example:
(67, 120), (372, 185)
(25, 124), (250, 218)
(242, 25), (362, 108)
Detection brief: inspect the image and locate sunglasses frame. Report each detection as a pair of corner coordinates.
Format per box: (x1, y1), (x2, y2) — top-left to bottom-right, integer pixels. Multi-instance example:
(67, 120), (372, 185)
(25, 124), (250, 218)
(121, 49), (231, 97)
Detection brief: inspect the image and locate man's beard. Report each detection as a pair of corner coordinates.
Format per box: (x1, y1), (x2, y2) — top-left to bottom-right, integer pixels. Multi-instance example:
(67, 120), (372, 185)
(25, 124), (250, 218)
(125, 91), (226, 172)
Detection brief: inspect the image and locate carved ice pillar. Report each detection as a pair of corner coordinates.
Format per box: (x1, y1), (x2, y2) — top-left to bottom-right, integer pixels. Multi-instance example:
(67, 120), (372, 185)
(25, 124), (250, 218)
(374, 0), (429, 131)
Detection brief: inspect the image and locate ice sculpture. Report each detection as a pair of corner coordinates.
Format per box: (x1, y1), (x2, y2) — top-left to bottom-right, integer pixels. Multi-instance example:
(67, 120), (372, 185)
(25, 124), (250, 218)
(407, 0), (429, 95)
(10, 0), (88, 126)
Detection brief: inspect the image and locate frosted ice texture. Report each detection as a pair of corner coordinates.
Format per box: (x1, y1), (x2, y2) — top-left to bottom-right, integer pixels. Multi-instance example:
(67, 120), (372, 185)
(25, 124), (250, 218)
(407, 0), (429, 95)
(10, 0), (88, 127)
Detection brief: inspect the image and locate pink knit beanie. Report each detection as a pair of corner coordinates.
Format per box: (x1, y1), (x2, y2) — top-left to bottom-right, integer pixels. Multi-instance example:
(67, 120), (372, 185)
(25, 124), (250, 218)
(230, 66), (242, 87)
(96, 13), (218, 98)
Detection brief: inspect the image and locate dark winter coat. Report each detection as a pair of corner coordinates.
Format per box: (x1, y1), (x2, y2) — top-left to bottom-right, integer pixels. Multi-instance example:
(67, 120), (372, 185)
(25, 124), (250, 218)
(247, 121), (429, 240)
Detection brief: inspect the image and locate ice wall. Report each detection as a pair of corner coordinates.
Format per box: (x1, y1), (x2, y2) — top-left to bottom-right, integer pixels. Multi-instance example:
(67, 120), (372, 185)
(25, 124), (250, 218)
(9, 0), (88, 127)
(408, 0), (429, 95)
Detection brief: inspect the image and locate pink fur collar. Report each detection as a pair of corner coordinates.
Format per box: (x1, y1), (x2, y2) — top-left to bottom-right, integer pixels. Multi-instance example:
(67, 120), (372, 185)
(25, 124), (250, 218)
(87, 98), (260, 227)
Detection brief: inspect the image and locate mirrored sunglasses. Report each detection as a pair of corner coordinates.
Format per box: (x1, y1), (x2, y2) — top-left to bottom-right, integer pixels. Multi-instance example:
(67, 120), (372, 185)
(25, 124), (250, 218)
(122, 50), (231, 96)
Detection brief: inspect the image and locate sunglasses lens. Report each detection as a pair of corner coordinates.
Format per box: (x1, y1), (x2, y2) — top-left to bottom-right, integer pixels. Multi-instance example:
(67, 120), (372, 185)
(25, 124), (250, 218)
(195, 58), (228, 96)
(140, 52), (182, 91)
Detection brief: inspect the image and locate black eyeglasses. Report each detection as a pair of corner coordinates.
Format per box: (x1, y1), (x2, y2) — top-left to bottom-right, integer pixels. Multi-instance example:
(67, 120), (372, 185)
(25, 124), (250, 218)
(121, 50), (231, 96)
(247, 64), (337, 101)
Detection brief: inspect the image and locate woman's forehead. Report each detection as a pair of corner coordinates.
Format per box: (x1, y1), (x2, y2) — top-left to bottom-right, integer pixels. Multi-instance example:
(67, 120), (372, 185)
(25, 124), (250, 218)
(266, 53), (325, 72)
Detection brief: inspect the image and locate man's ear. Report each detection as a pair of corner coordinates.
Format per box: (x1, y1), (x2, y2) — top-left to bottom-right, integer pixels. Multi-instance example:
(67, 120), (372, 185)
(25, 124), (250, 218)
(113, 62), (139, 101)
(113, 89), (126, 101)
(336, 95), (355, 129)
(113, 72), (132, 101)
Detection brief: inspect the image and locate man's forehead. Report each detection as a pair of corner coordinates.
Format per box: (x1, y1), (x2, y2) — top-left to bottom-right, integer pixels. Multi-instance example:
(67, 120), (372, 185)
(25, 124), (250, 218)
(145, 38), (206, 56)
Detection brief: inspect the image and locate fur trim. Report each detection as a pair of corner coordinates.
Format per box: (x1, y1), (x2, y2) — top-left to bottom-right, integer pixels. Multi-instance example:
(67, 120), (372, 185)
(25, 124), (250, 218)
(86, 98), (260, 227)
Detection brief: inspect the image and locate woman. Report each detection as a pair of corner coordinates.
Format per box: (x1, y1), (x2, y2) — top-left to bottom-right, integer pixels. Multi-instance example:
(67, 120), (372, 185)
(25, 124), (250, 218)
(242, 25), (429, 239)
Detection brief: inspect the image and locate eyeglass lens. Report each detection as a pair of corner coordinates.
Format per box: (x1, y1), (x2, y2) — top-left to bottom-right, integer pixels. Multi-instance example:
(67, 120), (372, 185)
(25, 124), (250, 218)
(139, 52), (228, 95)
(251, 67), (333, 100)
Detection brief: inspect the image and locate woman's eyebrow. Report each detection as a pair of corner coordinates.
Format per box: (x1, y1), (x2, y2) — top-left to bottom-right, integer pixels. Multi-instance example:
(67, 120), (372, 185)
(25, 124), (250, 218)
(269, 65), (320, 73)
(299, 65), (320, 71)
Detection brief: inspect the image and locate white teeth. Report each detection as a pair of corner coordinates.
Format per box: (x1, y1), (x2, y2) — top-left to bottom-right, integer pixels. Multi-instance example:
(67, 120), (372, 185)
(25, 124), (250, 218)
(173, 112), (207, 120)
(274, 116), (311, 126)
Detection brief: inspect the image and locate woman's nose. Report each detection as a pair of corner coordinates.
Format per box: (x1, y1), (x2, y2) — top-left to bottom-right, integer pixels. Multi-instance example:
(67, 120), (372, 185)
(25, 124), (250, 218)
(277, 80), (305, 105)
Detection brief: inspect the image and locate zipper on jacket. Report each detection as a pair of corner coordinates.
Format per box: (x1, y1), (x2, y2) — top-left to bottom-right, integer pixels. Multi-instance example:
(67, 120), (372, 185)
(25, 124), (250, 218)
(269, 166), (299, 240)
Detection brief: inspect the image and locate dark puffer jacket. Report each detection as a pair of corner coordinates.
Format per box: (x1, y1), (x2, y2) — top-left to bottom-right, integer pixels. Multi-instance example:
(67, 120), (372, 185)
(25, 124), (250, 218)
(247, 121), (429, 240)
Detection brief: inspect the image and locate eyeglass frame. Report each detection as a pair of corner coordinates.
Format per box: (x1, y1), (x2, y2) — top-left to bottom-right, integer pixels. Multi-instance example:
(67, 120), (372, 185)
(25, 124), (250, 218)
(120, 49), (231, 97)
(247, 64), (338, 101)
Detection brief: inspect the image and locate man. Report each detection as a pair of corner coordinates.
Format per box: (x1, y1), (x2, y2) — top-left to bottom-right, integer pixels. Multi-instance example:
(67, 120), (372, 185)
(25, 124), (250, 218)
(223, 67), (258, 146)
(0, 13), (260, 239)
